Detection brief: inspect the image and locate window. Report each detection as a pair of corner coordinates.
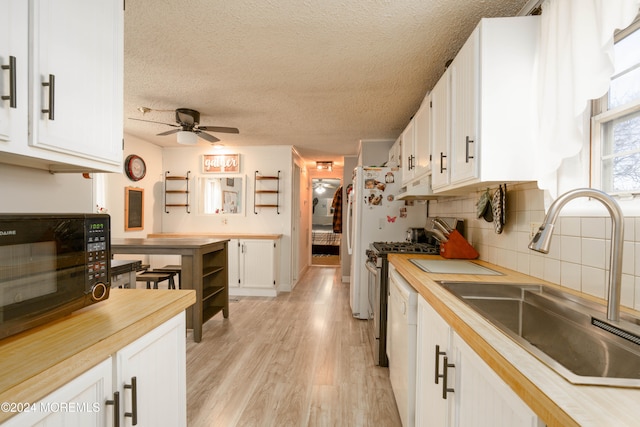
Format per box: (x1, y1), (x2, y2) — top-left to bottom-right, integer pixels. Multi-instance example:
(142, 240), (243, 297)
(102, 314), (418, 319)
(592, 17), (640, 195)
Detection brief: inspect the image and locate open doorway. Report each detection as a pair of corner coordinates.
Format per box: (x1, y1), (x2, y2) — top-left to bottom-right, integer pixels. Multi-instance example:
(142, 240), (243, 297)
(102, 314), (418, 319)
(311, 178), (342, 266)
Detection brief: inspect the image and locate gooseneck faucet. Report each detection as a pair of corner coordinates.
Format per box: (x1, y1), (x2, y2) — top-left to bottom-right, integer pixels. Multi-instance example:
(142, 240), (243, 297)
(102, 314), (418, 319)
(528, 188), (624, 321)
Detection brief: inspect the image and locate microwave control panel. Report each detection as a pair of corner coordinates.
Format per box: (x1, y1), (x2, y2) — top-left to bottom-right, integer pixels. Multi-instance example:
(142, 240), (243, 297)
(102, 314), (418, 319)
(86, 216), (110, 289)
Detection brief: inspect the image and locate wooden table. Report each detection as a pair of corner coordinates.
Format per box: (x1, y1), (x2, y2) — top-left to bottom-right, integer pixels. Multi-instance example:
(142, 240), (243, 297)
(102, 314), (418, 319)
(111, 238), (229, 342)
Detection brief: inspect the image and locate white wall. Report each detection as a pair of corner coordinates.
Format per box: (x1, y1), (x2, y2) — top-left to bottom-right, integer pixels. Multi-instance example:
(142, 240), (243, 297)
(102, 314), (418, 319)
(106, 135), (164, 239)
(430, 182), (640, 311)
(0, 163), (92, 213)
(160, 144), (294, 291)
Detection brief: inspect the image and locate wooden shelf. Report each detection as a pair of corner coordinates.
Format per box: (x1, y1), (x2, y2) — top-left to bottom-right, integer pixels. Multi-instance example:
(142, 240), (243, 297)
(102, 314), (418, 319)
(203, 266), (225, 278)
(165, 171), (190, 213)
(203, 285), (225, 302)
(254, 170), (280, 214)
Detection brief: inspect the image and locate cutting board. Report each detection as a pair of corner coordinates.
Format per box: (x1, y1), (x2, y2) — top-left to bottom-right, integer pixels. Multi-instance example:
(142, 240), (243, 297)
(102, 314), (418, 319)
(409, 259), (502, 275)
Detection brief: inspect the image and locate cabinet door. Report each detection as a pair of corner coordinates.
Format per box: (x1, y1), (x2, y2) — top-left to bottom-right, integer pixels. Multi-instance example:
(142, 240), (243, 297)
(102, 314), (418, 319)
(2, 358), (113, 427)
(240, 239), (276, 288)
(452, 332), (541, 427)
(116, 312), (187, 427)
(430, 68), (450, 190)
(30, 0), (123, 168)
(228, 239), (240, 288)
(450, 29), (478, 185)
(416, 296), (452, 427)
(0, 0), (28, 148)
(400, 119), (415, 185)
(413, 95), (431, 178)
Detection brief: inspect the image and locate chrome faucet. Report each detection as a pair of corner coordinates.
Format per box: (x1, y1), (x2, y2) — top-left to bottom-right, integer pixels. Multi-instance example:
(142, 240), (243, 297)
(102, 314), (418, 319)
(528, 188), (624, 321)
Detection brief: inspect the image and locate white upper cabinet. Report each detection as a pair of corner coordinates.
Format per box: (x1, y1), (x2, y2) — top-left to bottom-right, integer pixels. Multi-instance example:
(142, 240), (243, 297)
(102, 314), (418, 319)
(431, 67), (451, 191)
(401, 93), (431, 187)
(400, 117), (416, 185)
(0, 0), (123, 173)
(432, 16), (540, 193)
(0, 0), (28, 149)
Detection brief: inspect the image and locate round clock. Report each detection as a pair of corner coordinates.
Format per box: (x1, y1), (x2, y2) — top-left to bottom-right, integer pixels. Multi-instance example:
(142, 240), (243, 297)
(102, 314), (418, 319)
(124, 154), (146, 181)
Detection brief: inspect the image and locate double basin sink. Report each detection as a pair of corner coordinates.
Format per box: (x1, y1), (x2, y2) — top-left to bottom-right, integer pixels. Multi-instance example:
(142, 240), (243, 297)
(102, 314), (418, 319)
(438, 280), (640, 387)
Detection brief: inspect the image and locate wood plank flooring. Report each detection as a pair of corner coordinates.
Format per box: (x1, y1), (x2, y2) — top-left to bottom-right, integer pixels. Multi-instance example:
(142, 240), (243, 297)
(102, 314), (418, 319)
(186, 266), (401, 427)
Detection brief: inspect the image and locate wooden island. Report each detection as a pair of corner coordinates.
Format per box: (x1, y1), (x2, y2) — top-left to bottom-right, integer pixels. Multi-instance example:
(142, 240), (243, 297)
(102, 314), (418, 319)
(111, 238), (229, 342)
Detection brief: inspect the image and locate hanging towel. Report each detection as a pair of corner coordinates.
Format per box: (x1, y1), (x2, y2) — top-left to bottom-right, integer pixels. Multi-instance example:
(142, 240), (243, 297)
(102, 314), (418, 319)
(331, 186), (343, 234)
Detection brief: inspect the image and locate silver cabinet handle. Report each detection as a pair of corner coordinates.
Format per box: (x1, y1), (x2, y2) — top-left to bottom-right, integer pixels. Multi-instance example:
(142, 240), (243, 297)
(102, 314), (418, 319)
(465, 136), (474, 163)
(1, 56), (16, 108)
(41, 74), (55, 120)
(442, 356), (455, 399)
(124, 376), (138, 425)
(105, 391), (120, 427)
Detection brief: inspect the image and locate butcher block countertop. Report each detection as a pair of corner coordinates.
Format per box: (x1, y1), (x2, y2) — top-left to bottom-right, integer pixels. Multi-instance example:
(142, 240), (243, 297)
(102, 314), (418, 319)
(147, 233), (282, 240)
(0, 289), (195, 423)
(390, 254), (640, 427)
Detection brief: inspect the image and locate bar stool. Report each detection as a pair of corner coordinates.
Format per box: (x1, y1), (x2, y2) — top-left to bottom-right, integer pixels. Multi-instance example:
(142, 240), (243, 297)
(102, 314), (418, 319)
(136, 271), (176, 289)
(153, 265), (182, 289)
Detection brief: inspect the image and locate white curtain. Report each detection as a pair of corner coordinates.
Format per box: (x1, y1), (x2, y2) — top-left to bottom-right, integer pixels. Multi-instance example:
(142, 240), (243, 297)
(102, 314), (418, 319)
(535, 0), (640, 199)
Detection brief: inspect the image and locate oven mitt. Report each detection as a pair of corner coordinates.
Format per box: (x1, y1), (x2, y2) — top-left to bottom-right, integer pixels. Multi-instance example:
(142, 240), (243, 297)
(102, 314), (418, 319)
(476, 188), (493, 222)
(492, 184), (506, 234)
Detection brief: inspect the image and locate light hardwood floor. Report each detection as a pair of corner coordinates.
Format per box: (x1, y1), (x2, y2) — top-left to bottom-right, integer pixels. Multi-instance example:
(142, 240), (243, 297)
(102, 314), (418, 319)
(186, 266), (402, 427)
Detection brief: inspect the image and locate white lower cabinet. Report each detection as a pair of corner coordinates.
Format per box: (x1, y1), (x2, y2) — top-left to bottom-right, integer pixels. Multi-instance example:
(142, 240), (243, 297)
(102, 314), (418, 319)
(2, 358), (113, 427)
(3, 313), (186, 427)
(115, 312), (187, 427)
(415, 295), (542, 427)
(228, 239), (279, 296)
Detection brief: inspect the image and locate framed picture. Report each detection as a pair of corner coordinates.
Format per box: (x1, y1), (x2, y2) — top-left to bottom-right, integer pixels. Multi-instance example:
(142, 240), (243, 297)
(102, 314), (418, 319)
(125, 187), (144, 231)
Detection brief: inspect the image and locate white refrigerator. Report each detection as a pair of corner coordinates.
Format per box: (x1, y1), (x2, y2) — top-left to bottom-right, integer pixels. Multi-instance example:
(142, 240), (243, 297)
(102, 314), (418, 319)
(347, 166), (427, 319)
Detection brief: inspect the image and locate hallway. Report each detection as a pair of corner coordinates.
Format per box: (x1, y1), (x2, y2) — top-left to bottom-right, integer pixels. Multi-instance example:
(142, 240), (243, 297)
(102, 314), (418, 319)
(185, 266), (401, 426)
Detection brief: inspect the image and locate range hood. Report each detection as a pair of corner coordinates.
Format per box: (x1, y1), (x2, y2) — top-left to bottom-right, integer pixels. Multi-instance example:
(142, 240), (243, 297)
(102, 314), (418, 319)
(397, 176), (438, 200)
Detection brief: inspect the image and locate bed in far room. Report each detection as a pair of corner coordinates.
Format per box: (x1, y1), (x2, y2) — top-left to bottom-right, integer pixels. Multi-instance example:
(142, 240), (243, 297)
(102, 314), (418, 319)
(312, 224), (341, 255)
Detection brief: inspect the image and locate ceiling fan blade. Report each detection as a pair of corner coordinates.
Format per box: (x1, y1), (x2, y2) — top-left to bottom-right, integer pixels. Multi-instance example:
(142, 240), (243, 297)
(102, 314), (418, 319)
(129, 117), (179, 127)
(196, 131), (220, 143)
(157, 129), (180, 136)
(197, 126), (239, 134)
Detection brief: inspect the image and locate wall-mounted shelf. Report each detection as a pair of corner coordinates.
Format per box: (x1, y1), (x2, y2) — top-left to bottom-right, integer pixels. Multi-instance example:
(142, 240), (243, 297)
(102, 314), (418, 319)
(254, 170), (280, 214)
(165, 171), (190, 213)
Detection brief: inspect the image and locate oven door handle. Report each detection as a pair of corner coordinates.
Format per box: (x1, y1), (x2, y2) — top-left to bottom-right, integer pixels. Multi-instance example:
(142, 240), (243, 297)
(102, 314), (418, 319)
(365, 261), (379, 275)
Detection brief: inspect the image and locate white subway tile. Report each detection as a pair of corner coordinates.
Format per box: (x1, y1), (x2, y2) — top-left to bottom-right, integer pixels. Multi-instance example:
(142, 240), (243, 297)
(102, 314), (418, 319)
(560, 261), (581, 291)
(560, 217), (581, 236)
(621, 274), (635, 310)
(560, 235), (581, 264)
(581, 238), (606, 269)
(581, 217), (606, 239)
(581, 266), (606, 299)
(544, 258), (561, 284)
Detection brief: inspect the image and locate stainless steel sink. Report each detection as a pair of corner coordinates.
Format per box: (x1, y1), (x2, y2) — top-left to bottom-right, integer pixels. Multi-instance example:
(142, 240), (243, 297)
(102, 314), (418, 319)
(438, 281), (640, 387)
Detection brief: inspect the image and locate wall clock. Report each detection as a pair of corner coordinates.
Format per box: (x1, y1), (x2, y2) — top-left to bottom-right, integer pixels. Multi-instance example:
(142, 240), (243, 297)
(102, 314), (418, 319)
(124, 154), (146, 181)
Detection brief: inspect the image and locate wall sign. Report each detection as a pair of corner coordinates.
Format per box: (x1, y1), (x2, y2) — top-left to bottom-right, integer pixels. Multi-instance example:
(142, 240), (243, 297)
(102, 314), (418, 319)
(202, 154), (240, 173)
(125, 187), (144, 231)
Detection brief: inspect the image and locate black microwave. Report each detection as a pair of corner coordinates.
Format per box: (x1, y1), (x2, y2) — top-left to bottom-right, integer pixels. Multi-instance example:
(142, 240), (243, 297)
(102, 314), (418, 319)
(0, 214), (111, 340)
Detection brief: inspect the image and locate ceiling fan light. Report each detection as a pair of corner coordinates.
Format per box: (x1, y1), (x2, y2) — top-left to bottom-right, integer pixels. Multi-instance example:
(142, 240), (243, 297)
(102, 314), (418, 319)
(177, 130), (198, 145)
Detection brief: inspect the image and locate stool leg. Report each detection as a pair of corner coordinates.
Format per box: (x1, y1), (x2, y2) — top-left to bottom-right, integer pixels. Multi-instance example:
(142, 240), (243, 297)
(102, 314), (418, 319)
(154, 280), (158, 289)
(146, 281), (151, 289)
(169, 275), (175, 289)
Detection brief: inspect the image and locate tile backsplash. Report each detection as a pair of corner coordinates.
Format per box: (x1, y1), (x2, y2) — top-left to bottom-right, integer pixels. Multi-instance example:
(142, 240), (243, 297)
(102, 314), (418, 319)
(429, 182), (640, 311)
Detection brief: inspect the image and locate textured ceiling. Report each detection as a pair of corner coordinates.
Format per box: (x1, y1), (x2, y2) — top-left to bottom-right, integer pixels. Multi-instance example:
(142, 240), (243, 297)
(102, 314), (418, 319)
(123, 0), (531, 167)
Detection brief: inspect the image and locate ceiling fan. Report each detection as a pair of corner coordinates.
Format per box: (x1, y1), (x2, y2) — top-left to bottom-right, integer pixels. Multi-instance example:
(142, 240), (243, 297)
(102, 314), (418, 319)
(129, 108), (239, 144)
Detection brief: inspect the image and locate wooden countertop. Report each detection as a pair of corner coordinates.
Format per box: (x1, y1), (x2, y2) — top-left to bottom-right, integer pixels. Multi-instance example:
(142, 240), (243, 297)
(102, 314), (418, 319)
(0, 289), (195, 423)
(390, 254), (640, 427)
(147, 233), (282, 240)
(112, 237), (230, 249)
